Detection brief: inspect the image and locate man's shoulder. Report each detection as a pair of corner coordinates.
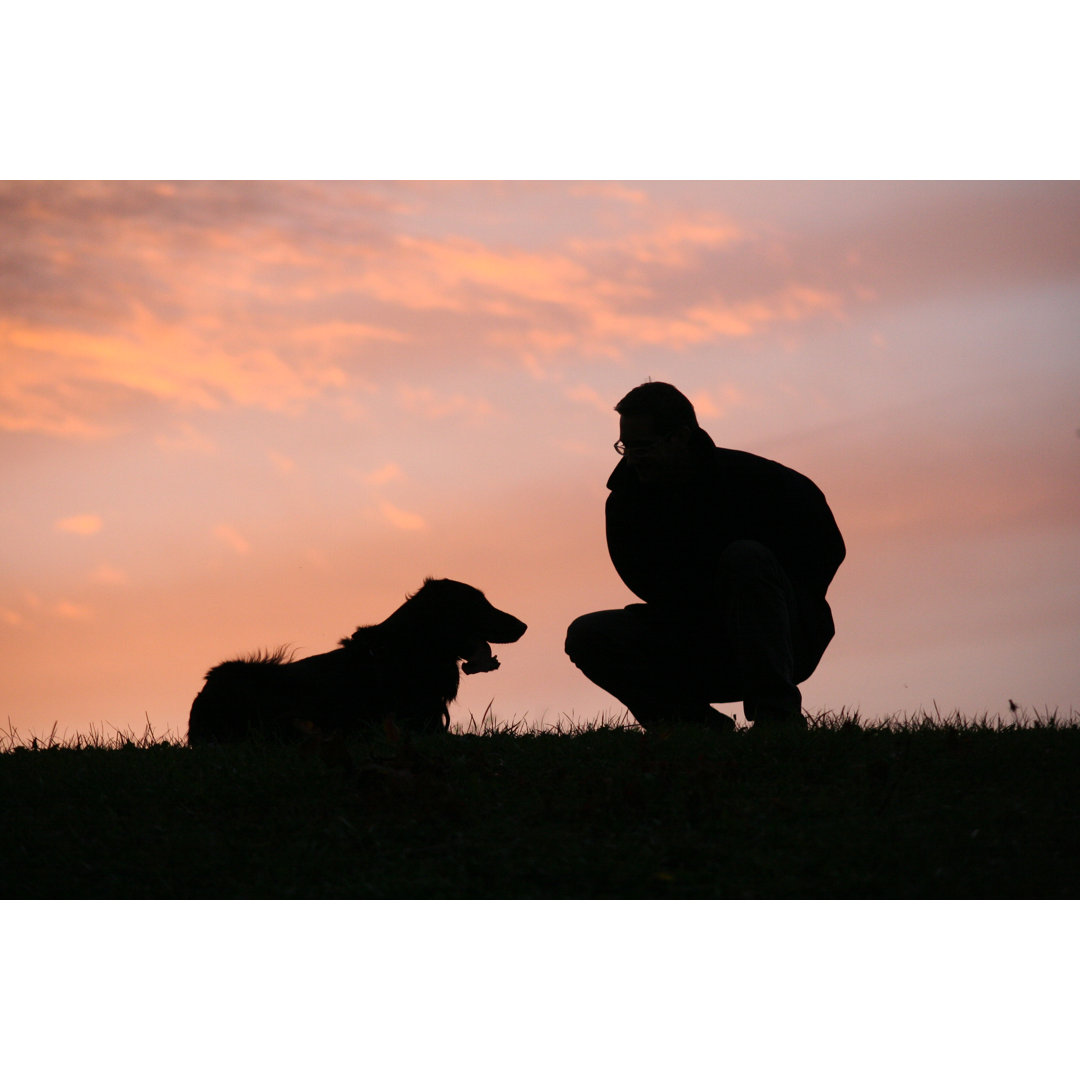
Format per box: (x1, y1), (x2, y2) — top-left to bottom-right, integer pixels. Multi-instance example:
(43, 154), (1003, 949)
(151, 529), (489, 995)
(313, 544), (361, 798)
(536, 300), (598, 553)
(711, 445), (829, 501)
(713, 445), (772, 468)
(712, 445), (797, 479)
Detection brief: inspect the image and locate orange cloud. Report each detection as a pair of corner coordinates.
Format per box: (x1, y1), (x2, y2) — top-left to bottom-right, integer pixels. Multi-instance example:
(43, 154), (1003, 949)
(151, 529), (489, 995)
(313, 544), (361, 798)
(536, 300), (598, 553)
(154, 423), (217, 455)
(691, 384), (747, 419)
(268, 450), (297, 475)
(55, 601), (93, 621)
(367, 224), (840, 361)
(363, 463), (403, 485)
(564, 384), (610, 412)
(56, 514), (103, 535)
(379, 502), (427, 531)
(329, 215), (766, 363)
(214, 524), (251, 554)
(91, 564), (128, 586)
(571, 214), (743, 267)
(0, 311), (348, 437)
(0, 183), (854, 441)
(397, 385), (495, 420)
(291, 321), (409, 349)
(569, 182), (649, 205)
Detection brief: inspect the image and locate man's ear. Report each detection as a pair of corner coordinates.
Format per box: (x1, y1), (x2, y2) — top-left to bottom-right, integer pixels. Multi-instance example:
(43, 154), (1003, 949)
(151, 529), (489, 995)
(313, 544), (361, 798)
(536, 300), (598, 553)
(671, 424), (693, 450)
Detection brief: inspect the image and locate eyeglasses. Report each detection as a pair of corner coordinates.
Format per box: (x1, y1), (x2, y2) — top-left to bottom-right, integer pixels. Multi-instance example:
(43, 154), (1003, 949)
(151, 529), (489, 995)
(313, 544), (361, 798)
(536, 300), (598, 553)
(614, 438), (664, 456)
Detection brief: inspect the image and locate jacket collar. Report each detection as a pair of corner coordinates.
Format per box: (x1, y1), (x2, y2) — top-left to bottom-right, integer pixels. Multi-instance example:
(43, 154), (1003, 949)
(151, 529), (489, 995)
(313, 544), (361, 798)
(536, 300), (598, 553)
(606, 428), (719, 491)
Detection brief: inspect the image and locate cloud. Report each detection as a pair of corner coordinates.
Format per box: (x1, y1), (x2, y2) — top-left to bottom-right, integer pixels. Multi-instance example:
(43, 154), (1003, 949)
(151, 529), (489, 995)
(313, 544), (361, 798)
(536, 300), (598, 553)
(0, 182), (867, 440)
(691, 384), (747, 419)
(55, 601), (93, 621)
(268, 450), (297, 475)
(363, 462), (403, 485)
(564, 384), (610, 412)
(214, 524), (251, 554)
(570, 213), (743, 267)
(291, 321), (409, 350)
(828, 403), (1080, 545)
(568, 182), (649, 206)
(833, 182), (1080, 305)
(379, 501), (427, 531)
(0, 310), (349, 438)
(685, 285), (845, 339)
(396, 385), (495, 420)
(365, 216), (840, 365)
(91, 564), (129, 586)
(1, 608), (23, 626)
(0, 183), (404, 436)
(56, 514), (103, 535)
(155, 423), (217, 455)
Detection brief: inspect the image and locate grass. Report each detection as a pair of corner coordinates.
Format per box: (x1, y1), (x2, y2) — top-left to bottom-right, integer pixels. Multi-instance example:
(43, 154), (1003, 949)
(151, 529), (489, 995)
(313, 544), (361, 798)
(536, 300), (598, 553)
(2, 709), (1079, 898)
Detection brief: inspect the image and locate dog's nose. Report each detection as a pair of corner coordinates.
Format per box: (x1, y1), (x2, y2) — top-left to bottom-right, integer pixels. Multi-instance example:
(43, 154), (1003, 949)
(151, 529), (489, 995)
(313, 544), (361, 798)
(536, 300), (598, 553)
(491, 615), (527, 643)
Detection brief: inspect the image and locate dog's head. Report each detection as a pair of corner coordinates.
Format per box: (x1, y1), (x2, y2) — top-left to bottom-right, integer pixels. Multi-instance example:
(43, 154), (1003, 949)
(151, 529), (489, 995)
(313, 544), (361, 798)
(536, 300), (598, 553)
(411, 578), (527, 674)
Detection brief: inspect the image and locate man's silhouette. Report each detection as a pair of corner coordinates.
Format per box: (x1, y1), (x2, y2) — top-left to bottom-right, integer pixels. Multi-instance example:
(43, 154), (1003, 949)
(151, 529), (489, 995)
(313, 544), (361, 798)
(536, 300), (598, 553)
(565, 381), (845, 732)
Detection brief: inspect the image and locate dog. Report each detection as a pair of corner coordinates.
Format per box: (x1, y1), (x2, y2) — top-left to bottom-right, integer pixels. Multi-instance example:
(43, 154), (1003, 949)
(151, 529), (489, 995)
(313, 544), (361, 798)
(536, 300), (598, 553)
(187, 578), (527, 745)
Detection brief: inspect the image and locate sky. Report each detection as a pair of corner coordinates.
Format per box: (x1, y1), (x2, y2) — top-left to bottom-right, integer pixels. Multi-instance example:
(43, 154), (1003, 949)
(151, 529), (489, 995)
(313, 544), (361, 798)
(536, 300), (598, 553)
(2, 179), (1079, 741)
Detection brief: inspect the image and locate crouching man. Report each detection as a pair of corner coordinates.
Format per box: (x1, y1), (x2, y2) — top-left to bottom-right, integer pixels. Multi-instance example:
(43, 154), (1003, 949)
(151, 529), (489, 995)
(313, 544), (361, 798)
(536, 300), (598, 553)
(565, 381), (845, 733)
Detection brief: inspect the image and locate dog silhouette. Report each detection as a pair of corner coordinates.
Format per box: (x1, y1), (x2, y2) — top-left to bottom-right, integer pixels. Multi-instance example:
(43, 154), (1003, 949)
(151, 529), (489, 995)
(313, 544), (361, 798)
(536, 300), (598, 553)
(188, 578), (527, 744)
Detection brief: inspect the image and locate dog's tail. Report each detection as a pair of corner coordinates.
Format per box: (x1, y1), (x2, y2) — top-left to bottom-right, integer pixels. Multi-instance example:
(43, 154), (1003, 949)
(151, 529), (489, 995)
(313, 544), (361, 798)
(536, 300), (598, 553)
(204, 644), (295, 678)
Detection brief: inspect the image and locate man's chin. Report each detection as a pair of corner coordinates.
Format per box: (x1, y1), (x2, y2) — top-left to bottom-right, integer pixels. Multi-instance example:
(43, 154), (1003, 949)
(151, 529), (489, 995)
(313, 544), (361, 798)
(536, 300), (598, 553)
(633, 464), (664, 485)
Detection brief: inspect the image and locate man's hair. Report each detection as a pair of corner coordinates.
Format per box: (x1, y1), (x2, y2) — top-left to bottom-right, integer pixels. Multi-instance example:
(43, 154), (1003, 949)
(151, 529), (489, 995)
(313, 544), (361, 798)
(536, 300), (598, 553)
(614, 381), (699, 435)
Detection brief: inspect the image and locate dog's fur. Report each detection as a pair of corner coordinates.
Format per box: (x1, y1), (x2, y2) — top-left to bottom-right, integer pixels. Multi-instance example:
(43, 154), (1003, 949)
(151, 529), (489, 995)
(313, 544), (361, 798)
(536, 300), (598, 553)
(187, 578), (527, 745)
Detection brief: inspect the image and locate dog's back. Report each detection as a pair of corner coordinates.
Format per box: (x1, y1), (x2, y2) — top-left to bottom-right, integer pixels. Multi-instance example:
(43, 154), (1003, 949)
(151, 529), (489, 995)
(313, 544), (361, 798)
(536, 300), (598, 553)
(187, 651), (301, 744)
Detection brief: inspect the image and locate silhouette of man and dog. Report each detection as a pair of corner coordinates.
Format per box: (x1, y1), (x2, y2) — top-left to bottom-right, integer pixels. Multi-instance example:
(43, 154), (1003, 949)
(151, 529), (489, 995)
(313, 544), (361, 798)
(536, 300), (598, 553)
(189, 381), (844, 743)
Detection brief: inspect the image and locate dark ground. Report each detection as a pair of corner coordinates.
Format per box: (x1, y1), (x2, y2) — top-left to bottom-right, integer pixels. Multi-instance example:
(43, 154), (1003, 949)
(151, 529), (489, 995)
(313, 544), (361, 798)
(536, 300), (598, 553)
(2, 718), (1078, 898)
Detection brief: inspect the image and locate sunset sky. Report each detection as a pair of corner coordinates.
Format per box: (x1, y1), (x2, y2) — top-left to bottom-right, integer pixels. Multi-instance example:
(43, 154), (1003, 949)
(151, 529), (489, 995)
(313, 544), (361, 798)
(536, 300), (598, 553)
(2, 180), (1078, 741)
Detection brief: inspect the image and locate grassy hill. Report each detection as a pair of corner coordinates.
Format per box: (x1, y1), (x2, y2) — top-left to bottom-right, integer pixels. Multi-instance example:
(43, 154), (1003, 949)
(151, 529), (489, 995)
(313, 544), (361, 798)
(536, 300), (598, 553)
(2, 712), (1078, 898)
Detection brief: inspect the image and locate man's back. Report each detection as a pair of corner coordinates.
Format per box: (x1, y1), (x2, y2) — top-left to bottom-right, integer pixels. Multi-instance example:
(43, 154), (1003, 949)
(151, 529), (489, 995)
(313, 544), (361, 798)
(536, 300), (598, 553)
(605, 430), (845, 610)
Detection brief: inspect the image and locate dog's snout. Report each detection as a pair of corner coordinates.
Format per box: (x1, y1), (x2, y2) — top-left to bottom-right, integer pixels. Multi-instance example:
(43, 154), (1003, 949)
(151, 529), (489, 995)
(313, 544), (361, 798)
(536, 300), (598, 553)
(490, 611), (527, 643)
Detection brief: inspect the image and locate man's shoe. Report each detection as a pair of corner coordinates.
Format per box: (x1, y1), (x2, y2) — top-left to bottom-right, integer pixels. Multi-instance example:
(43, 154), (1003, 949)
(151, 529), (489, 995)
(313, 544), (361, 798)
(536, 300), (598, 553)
(700, 706), (737, 733)
(637, 704), (736, 733)
(749, 709), (807, 735)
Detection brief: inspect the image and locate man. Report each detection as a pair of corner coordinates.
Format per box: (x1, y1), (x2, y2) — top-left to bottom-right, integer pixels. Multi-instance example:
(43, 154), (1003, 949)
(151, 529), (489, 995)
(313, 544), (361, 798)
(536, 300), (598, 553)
(565, 381), (845, 733)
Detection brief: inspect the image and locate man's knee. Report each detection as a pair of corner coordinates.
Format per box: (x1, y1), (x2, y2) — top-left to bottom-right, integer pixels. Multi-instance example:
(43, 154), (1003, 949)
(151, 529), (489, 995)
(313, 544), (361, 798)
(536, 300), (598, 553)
(718, 540), (795, 619)
(565, 611), (607, 663)
(720, 539), (777, 574)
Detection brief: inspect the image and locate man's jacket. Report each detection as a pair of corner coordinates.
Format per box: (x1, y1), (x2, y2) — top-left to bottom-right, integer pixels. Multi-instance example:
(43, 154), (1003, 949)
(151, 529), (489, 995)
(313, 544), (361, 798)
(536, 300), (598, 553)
(605, 428), (846, 680)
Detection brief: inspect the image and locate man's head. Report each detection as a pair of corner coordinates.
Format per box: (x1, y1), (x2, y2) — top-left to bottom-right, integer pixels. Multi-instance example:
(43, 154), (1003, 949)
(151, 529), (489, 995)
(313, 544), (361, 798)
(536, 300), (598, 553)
(614, 381), (700, 484)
